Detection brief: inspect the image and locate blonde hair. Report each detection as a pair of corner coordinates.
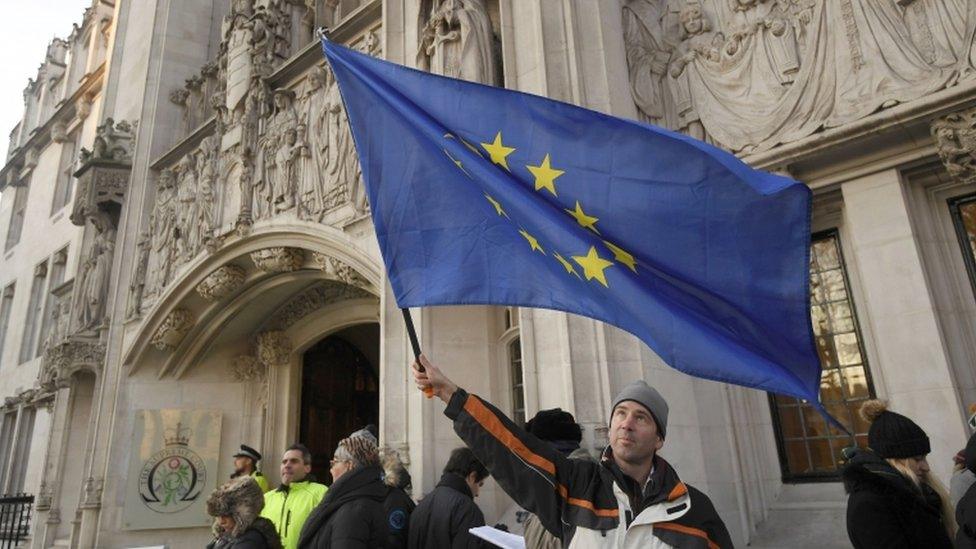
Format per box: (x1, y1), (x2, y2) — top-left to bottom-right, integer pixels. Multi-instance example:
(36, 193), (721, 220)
(886, 457), (956, 540)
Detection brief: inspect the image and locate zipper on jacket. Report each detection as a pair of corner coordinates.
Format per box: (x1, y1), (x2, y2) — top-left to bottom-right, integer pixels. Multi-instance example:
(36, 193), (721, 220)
(279, 491), (289, 537)
(285, 509), (292, 537)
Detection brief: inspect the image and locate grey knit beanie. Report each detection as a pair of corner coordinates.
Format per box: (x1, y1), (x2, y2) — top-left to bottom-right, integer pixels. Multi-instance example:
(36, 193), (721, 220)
(610, 380), (669, 439)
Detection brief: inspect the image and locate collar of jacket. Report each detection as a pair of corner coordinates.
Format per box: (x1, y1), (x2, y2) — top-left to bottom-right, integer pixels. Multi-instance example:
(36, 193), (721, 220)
(843, 449), (921, 496)
(277, 479), (313, 494)
(601, 448), (683, 514)
(436, 472), (474, 499)
(296, 465), (386, 546)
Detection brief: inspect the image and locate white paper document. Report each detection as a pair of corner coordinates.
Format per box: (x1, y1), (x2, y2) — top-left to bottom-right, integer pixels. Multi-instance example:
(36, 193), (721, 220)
(469, 525), (526, 549)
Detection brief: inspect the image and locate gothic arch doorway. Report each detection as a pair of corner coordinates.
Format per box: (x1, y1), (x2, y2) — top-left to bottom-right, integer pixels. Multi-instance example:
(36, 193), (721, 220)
(299, 323), (379, 482)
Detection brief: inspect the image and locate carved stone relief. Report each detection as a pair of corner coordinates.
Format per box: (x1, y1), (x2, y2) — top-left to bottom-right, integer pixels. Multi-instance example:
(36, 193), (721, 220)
(623, 0), (975, 153)
(310, 252), (371, 290)
(40, 339), (106, 390)
(150, 309), (195, 351)
(932, 107), (976, 184)
(197, 264), (248, 302)
(230, 355), (266, 382)
(250, 247), (305, 273)
(255, 331), (292, 366)
(266, 281), (376, 330)
(79, 476), (103, 509)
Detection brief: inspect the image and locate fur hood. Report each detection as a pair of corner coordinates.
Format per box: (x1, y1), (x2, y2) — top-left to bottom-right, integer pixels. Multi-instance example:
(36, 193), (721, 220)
(207, 476), (265, 539)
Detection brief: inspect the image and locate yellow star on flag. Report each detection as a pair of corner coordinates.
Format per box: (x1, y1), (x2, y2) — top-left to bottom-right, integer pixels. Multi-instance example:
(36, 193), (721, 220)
(554, 252), (580, 278)
(481, 132), (516, 170)
(526, 154), (564, 196)
(565, 201), (600, 234)
(573, 246), (614, 287)
(519, 228), (545, 254)
(484, 194), (508, 217)
(443, 149), (471, 178)
(603, 240), (637, 273)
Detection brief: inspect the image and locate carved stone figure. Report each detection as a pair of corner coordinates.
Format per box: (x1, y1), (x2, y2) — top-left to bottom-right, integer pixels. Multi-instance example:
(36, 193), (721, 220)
(79, 117), (133, 164)
(667, 3), (723, 141)
(250, 247), (305, 273)
(273, 126), (301, 213)
(623, 0), (676, 126)
(300, 67), (329, 219)
(196, 136), (218, 248)
(230, 355), (266, 382)
(175, 154), (200, 261)
(73, 210), (116, 332)
(145, 170), (178, 301)
(126, 233), (150, 320)
(417, 0), (498, 85)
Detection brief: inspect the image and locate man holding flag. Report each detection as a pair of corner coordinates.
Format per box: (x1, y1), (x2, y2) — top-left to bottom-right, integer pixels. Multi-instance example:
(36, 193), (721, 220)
(319, 28), (830, 548)
(413, 355), (733, 547)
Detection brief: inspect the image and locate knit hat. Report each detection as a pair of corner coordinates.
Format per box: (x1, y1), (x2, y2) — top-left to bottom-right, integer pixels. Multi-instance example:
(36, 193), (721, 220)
(334, 428), (380, 468)
(527, 408), (582, 444)
(610, 380), (669, 439)
(860, 400), (930, 459)
(206, 476), (264, 538)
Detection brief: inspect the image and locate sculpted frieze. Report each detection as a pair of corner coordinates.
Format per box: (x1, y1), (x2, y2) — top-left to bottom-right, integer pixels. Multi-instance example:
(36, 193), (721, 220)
(623, 0), (976, 153)
(417, 0), (499, 85)
(40, 339), (106, 390)
(310, 252), (371, 290)
(255, 330), (292, 366)
(266, 281), (376, 330)
(196, 264), (247, 302)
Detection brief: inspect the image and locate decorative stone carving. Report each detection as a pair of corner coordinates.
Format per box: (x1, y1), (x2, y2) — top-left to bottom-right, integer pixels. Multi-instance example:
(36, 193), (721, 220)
(266, 281), (376, 330)
(126, 233), (150, 321)
(230, 355), (266, 382)
(255, 331), (292, 366)
(196, 264), (247, 301)
(40, 339), (106, 390)
(80, 476), (103, 509)
(150, 308), (195, 351)
(51, 121), (68, 143)
(623, 0), (969, 153)
(79, 117), (133, 165)
(417, 0), (499, 85)
(35, 482), (53, 511)
(250, 247), (304, 273)
(932, 107), (976, 184)
(310, 252), (371, 290)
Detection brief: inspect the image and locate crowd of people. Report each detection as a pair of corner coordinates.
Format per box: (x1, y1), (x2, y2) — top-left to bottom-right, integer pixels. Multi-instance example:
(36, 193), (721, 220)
(201, 353), (976, 548)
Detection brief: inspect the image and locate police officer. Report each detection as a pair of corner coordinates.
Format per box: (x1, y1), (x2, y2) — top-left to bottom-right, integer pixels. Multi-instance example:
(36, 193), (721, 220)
(232, 444), (270, 493)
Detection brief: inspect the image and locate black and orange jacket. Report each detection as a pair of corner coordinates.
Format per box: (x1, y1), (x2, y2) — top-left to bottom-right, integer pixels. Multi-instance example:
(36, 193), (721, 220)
(445, 388), (734, 548)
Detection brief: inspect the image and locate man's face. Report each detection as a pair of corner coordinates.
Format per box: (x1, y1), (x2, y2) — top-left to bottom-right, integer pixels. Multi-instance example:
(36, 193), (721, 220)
(233, 456), (252, 475)
(280, 449), (310, 485)
(609, 401), (663, 467)
(465, 471), (485, 498)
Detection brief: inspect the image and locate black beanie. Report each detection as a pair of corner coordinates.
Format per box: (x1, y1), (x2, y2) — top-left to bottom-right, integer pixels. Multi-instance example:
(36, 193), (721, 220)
(861, 400), (930, 459)
(527, 408), (582, 444)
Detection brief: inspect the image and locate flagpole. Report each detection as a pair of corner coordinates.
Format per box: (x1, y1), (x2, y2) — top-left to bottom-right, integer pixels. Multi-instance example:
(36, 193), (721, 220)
(401, 308), (434, 398)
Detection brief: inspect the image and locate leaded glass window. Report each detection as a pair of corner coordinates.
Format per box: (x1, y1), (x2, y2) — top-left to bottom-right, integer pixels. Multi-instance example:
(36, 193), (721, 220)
(771, 230), (875, 480)
(950, 194), (976, 302)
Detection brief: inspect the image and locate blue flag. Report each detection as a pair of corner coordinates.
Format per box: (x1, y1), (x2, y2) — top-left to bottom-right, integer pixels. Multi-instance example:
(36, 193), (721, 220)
(321, 39), (822, 405)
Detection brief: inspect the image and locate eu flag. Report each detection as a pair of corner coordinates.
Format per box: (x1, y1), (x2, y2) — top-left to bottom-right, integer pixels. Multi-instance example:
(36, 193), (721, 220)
(321, 39), (822, 405)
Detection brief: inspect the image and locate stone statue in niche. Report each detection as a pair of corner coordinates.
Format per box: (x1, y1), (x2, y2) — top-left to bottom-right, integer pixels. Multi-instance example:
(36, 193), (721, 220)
(175, 153), (200, 262)
(667, 3), (722, 141)
(323, 70), (356, 211)
(196, 136), (218, 248)
(127, 232), (150, 320)
(273, 125), (303, 213)
(417, 0), (498, 85)
(623, 0), (677, 127)
(255, 88), (299, 219)
(300, 67), (329, 219)
(145, 170), (178, 300)
(74, 209), (116, 332)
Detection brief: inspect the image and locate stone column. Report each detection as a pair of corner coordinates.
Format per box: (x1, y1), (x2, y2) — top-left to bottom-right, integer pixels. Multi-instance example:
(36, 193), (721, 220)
(256, 331), (292, 460)
(841, 169), (967, 479)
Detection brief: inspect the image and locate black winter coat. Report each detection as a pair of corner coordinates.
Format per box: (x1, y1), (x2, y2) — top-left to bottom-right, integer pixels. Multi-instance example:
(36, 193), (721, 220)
(383, 485), (416, 549)
(843, 450), (952, 549)
(407, 472), (486, 549)
(207, 517), (282, 549)
(296, 465), (387, 549)
(958, 481), (976, 548)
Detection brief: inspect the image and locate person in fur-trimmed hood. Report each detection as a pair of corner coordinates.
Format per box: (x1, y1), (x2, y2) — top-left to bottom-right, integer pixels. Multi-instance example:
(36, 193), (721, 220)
(843, 399), (954, 549)
(206, 476), (282, 549)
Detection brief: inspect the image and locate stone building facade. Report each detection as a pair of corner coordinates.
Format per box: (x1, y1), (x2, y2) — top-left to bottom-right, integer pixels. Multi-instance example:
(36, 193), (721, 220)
(0, 0), (973, 547)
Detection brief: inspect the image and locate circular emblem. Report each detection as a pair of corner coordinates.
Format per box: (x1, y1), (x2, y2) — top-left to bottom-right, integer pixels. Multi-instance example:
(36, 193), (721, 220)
(389, 509), (407, 531)
(138, 446), (207, 513)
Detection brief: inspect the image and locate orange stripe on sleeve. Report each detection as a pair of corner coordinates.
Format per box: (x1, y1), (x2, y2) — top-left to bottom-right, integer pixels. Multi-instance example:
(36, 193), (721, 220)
(463, 395), (619, 518)
(654, 522), (720, 549)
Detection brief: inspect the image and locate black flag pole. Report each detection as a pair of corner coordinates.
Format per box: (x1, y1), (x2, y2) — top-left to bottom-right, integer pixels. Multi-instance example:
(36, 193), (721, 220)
(401, 308), (434, 398)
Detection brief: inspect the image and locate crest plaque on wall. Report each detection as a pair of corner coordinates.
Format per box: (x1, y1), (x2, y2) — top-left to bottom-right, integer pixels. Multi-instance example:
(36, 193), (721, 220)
(123, 409), (222, 530)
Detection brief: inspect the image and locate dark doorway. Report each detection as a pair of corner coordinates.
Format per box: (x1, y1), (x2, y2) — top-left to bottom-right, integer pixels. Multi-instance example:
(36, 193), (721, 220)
(299, 324), (379, 484)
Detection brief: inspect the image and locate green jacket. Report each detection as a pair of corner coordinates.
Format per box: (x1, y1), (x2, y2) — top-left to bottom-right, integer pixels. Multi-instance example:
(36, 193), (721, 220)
(261, 480), (327, 549)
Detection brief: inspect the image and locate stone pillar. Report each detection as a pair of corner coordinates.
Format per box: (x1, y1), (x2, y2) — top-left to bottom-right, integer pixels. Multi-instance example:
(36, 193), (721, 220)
(841, 169), (967, 479)
(256, 331), (293, 463)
